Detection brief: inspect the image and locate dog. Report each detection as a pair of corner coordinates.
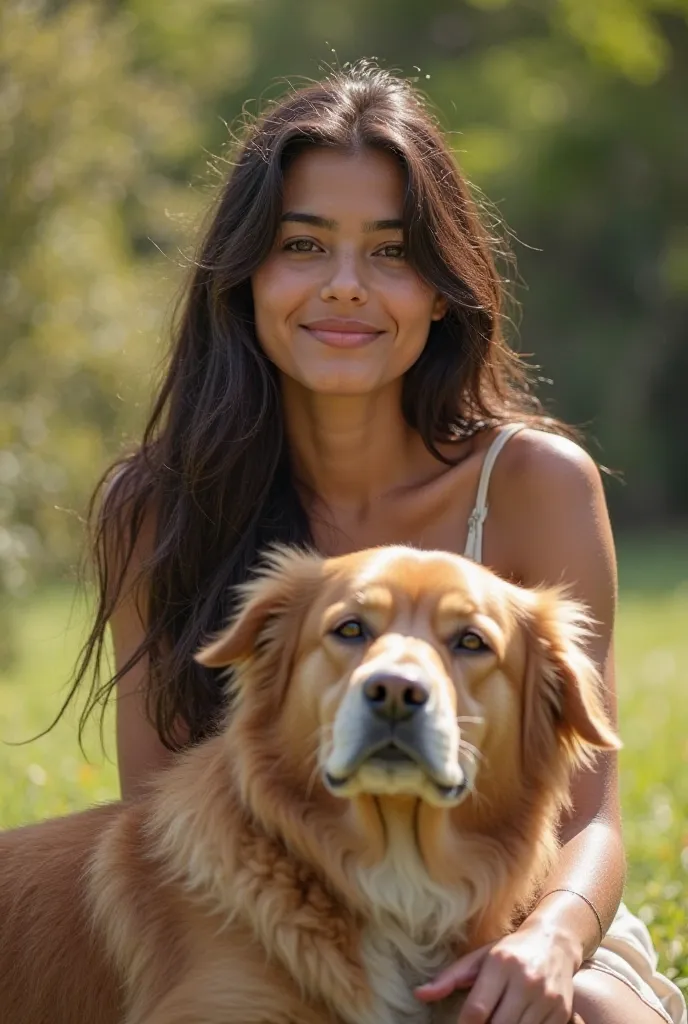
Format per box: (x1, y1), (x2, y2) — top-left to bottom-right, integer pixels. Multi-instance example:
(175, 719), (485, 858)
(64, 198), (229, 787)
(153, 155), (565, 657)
(0, 545), (619, 1024)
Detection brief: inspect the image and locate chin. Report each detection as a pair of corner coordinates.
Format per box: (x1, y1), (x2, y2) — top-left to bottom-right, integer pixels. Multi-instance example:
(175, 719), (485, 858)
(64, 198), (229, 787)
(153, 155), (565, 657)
(293, 368), (392, 397)
(275, 334), (424, 398)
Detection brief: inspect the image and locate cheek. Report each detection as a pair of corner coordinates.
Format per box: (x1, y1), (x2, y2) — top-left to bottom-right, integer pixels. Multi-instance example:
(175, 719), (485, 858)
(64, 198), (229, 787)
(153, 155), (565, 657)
(280, 648), (347, 748)
(470, 672), (522, 764)
(251, 254), (294, 301)
(387, 274), (439, 333)
(251, 262), (303, 343)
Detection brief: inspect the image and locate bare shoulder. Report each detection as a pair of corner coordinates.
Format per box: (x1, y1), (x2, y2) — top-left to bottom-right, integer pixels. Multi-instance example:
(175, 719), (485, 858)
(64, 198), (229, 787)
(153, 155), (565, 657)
(487, 427), (616, 598)
(100, 464), (159, 602)
(496, 427), (602, 495)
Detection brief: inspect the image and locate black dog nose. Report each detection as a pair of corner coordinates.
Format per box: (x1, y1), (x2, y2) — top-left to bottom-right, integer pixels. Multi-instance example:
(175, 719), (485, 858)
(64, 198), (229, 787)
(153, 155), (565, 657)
(362, 672), (430, 722)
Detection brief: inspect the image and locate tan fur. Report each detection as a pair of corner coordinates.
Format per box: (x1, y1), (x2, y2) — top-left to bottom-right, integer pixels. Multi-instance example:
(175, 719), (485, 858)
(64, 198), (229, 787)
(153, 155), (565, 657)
(0, 546), (619, 1024)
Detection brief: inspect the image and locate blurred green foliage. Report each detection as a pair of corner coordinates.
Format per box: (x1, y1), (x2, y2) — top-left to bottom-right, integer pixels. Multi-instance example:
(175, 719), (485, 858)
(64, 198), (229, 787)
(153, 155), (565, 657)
(1, 0), (687, 602)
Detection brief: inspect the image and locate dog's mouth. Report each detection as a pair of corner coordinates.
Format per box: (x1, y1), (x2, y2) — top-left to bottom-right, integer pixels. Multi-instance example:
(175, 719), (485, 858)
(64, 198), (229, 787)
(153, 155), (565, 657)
(324, 740), (467, 806)
(368, 742), (416, 765)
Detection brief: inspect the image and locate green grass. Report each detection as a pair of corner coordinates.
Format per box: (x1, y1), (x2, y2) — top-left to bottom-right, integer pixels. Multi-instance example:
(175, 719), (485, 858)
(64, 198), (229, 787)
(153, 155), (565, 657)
(1, 536), (687, 989)
(0, 587), (119, 824)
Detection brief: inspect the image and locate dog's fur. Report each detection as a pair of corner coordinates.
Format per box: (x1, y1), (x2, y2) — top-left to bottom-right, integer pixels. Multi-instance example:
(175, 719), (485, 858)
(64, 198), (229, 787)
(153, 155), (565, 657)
(0, 546), (619, 1024)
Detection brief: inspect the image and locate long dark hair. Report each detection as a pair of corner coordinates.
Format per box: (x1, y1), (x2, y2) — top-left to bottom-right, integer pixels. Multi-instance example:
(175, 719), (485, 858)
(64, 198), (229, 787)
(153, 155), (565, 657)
(69, 62), (570, 750)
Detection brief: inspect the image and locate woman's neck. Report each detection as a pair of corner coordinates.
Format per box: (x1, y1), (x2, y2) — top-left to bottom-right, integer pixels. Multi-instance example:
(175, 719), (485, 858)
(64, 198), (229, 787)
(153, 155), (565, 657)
(281, 378), (428, 516)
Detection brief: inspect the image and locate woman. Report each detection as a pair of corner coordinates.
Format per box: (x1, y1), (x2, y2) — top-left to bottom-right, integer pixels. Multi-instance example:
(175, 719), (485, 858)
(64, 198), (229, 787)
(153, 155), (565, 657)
(72, 64), (685, 1024)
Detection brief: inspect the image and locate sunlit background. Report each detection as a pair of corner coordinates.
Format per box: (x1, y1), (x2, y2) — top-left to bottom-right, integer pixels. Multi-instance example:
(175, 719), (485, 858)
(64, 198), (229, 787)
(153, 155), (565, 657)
(1, 0), (686, 988)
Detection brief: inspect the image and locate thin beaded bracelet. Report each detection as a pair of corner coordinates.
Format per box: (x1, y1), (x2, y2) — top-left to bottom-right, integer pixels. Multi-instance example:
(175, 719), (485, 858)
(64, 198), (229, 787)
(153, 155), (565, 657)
(537, 888), (604, 945)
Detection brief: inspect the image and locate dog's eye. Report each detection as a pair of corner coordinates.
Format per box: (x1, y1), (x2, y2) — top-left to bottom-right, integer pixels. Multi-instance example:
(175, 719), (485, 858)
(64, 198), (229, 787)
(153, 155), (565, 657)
(332, 619), (367, 642)
(453, 629), (490, 653)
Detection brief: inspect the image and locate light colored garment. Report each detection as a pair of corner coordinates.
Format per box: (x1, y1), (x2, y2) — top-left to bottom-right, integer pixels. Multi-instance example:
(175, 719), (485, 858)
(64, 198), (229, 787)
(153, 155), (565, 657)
(463, 424), (687, 1024)
(584, 904), (687, 1023)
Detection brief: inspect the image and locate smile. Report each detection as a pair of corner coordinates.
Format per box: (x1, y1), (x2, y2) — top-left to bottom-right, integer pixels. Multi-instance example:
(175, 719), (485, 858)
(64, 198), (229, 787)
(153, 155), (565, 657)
(302, 326), (384, 349)
(301, 318), (385, 349)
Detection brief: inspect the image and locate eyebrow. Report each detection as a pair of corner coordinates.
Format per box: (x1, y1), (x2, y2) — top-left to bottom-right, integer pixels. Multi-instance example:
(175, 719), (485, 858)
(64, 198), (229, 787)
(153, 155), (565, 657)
(280, 212), (403, 233)
(353, 586), (393, 612)
(435, 597), (478, 619)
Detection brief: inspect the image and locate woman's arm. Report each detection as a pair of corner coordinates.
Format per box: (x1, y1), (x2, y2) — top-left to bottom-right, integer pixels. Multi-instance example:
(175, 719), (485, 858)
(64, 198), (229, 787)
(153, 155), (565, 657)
(104, 500), (186, 801)
(112, 594), (178, 802)
(417, 428), (623, 1020)
(502, 429), (623, 960)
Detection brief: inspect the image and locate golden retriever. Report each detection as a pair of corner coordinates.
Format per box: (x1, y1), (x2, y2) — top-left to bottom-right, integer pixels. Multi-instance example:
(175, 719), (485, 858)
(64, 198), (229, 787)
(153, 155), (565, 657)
(0, 546), (619, 1024)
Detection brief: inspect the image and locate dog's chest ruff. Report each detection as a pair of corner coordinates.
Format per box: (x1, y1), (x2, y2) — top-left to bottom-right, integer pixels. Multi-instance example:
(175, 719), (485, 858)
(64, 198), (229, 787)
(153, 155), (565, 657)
(353, 826), (470, 1024)
(231, 819), (469, 1024)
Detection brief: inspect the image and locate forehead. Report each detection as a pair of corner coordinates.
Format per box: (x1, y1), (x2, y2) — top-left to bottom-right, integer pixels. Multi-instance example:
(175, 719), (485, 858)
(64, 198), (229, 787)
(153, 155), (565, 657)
(327, 548), (508, 621)
(281, 147), (406, 216)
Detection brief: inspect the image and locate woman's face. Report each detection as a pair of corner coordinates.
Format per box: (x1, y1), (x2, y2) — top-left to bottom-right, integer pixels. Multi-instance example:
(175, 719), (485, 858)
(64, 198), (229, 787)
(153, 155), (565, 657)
(251, 146), (446, 396)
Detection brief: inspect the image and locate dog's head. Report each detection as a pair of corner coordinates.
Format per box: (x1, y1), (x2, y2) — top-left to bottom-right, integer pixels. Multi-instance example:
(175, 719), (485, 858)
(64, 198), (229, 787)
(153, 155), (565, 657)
(196, 545), (619, 819)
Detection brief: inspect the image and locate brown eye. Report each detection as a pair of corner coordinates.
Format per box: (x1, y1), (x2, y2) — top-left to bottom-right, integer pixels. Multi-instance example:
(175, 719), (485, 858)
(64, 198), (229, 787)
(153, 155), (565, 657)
(332, 619), (367, 642)
(453, 630), (490, 654)
(284, 238), (320, 253)
(375, 243), (405, 259)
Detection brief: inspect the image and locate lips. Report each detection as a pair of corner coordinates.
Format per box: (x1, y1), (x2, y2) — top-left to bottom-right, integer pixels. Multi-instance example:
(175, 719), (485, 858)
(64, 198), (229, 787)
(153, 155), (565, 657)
(301, 318), (384, 349)
(324, 738), (467, 804)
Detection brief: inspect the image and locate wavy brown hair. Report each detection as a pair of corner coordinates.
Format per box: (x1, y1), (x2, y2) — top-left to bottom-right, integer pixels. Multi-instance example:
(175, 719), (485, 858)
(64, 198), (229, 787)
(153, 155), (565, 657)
(67, 62), (571, 750)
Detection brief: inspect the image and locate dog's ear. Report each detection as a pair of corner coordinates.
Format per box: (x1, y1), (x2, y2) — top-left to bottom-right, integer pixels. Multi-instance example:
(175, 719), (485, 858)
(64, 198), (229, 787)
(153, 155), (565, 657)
(195, 546), (324, 668)
(519, 587), (621, 763)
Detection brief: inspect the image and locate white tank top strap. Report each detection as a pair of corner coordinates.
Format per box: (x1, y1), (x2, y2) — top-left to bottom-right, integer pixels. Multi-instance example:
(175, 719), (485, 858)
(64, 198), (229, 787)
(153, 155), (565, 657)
(463, 423), (527, 565)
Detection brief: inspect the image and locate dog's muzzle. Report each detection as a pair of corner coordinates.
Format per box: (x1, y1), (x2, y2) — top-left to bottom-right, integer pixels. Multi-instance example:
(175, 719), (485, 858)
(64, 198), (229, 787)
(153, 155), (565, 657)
(361, 670), (431, 722)
(323, 670), (468, 806)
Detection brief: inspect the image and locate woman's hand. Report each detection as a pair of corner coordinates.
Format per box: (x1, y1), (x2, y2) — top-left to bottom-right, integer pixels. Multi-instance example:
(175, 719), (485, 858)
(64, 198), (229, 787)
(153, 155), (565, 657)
(415, 919), (584, 1024)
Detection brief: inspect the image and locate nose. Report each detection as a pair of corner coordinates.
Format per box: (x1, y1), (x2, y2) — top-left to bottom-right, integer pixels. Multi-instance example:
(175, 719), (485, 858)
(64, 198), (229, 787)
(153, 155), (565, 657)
(320, 253), (368, 304)
(362, 672), (430, 722)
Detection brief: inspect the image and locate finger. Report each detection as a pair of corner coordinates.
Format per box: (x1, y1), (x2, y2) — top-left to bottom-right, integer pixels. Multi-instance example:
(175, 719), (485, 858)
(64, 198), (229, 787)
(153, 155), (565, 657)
(514, 1007), (560, 1024)
(489, 983), (532, 1024)
(415, 943), (497, 1002)
(456, 959), (508, 1024)
(516, 998), (572, 1024)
